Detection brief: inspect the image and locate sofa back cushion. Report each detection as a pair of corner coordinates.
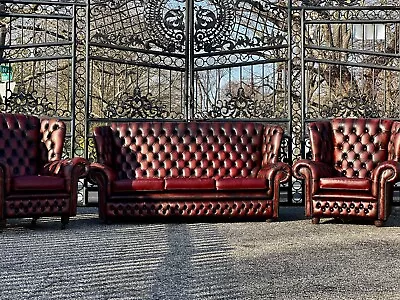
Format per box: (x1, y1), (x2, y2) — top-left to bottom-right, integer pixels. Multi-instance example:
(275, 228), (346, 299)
(0, 113), (40, 176)
(331, 118), (392, 179)
(93, 126), (115, 166)
(309, 121), (334, 165)
(104, 121), (271, 180)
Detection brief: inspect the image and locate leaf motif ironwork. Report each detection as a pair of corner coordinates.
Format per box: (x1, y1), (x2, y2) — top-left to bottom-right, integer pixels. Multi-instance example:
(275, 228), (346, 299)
(1, 92), (56, 116)
(104, 86), (169, 119)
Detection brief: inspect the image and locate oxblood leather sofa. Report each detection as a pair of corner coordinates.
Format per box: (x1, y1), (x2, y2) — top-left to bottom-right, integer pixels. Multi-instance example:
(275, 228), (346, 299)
(0, 113), (88, 229)
(293, 118), (400, 227)
(88, 121), (291, 223)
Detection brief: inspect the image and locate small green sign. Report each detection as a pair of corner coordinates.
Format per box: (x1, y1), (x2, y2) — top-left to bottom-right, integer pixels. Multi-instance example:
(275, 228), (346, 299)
(0, 65), (13, 82)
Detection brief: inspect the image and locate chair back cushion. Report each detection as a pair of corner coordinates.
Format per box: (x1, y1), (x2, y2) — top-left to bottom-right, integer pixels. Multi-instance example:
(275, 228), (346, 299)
(96, 122), (279, 180)
(261, 125), (284, 166)
(0, 113), (40, 176)
(389, 121), (400, 161)
(39, 118), (66, 168)
(331, 118), (392, 179)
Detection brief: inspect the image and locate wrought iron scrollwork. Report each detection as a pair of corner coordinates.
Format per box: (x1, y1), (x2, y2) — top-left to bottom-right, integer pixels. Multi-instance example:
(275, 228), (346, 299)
(302, 0), (360, 6)
(193, 0), (235, 52)
(308, 95), (383, 119)
(103, 86), (169, 119)
(1, 91), (56, 116)
(196, 87), (284, 119)
(145, 0), (186, 52)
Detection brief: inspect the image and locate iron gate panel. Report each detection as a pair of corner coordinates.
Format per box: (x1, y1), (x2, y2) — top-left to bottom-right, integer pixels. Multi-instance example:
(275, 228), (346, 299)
(3, 0), (400, 205)
(293, 4), (400, 203)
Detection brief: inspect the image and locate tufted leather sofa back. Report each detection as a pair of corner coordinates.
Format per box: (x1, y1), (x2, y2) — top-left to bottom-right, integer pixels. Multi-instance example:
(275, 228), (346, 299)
(93, 126), (115, 167)
(309, 121), (334, 164)
(331, 118), (392, 179)
(94, 122), (283, 180)
(0, 113), (40, 176)
(39, 118), (66, 167)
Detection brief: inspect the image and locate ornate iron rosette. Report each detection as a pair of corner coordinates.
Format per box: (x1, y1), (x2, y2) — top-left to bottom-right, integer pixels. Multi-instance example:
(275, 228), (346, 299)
(145, 0), (186, 52)
(104, 86), (169, 119)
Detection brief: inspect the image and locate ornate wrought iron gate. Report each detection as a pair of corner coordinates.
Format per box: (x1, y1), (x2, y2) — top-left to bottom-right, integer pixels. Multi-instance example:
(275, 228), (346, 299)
(85, 0), (292, 204)
(290, 2), (400, 203)
(1, 0), (399, 205)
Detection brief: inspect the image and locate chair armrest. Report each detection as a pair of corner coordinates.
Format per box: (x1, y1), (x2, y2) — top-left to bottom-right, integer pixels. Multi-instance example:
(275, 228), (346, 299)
(40, 157), (89, 179)
(0, 161), (12, 195)
(87, 162), (117, 196)
(292, 159), (338, 181)
(292, 159), (338, 217)
(40, 157), (89, 192)
(371, 160), (400, 197)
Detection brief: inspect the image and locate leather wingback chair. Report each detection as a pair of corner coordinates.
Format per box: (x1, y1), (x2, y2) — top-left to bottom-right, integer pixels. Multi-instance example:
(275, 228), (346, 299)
(293, 118), (400, 226)
(0, 113), (88, 229)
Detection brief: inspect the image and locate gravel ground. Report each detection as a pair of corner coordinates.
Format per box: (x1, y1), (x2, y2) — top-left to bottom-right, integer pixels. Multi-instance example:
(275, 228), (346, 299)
(1, 206), (400, 300)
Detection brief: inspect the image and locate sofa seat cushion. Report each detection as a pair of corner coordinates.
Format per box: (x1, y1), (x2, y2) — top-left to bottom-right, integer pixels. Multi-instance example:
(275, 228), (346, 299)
(216, 178), (267, 190)
(164, 178), (215, 190)
(319, 177), (371, 191)
(113, 178), (164, 192)
(12, 175), (65, 191)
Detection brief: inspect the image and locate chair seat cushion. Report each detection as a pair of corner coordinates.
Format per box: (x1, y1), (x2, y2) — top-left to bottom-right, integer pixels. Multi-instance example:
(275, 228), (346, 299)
(113, 178), (164, 192)
(319, 177), (371, 191)
(313, 189), (375, 201)
(216, 178), (267, 190)
(164, 178), (215, 190)
(12, 175), (65, 191)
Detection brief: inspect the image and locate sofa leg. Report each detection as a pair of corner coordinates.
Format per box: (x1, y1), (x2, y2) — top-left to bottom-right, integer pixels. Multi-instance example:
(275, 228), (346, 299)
(61, 216), (69, 230)
(0, 219), (6, 229)
(312, 217), (320, 224)
(374, 219), (384, 227)
(103, 218), (112, 225)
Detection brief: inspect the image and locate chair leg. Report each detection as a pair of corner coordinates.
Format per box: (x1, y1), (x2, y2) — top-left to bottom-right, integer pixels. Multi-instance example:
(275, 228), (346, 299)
(374, 219), (384, 227)
(31, 217), (39, 227)
(61, 216), (69, 230)
(265, 217), (277, 223)
(312, 217), (320, 224)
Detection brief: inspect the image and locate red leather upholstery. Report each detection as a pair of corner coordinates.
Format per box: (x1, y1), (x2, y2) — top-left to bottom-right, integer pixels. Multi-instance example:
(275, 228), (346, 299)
(293, 118), (400, 226)
(319, 177), (370, 191)
(0, 113), (88, 229)
(89, 121), (291, 222)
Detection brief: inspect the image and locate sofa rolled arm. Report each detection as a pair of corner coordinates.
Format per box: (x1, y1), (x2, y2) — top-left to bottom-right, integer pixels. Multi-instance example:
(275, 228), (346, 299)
(257, 162), (291, 219)
(257, 162), (291, 185)
(87, 162), (117, 196)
